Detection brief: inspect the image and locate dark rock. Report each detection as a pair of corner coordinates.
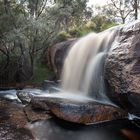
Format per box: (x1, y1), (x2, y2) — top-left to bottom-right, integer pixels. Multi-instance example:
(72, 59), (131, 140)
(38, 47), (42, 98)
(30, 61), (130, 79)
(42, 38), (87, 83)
(47, 39), (77, 79)
(105, 21), (140, 116)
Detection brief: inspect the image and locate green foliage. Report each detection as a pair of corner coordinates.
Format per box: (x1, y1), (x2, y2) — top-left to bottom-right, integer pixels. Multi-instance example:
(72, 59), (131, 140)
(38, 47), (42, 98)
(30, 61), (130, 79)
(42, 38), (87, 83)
(68, 28), (81, 37)
(0, 0), (119, 86)
(91, 15), (118, 32)
(56, 31), (71, 42)
(31, 62), (55, 84)
(47, 0), (92, 32)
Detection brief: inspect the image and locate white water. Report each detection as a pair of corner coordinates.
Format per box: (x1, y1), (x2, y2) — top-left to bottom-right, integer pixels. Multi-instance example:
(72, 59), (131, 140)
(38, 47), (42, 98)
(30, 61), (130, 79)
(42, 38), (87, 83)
(61, 26), (120, 103)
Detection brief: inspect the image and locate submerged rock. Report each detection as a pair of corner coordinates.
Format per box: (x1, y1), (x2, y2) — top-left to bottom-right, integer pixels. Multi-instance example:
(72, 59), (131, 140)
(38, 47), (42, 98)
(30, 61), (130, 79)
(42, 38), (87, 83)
(105, 21), (140, 116)
(42, 80), (58, 90)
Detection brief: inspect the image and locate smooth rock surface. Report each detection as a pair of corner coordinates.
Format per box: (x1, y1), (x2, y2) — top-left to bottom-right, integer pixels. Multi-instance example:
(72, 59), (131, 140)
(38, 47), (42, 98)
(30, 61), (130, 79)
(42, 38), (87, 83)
(47, 98), (127, 124)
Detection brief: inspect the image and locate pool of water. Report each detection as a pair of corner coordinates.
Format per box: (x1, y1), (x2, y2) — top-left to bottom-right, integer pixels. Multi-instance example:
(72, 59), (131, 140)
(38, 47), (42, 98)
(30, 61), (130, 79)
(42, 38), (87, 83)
(28, 118), (140, 140)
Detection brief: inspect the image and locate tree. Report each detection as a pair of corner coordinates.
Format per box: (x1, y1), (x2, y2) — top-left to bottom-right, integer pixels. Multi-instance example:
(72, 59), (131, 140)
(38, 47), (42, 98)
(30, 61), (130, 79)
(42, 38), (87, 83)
(102, 0), (134, 23)
(48, 0), (92, 32)
(91, 15), (118, 32)
(132, 0), (140, 20)
(0, 0), (92, 85)
(0, 0), (56, 82)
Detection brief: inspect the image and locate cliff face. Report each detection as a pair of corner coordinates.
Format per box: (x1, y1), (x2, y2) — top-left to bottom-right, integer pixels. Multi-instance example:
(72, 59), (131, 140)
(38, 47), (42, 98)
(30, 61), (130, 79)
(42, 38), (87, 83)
(105, 21), (140, 116)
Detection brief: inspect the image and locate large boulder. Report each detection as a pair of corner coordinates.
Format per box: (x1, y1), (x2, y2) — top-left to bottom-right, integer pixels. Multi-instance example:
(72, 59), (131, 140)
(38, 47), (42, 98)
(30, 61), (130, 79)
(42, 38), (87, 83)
(105, 21), (140, 116)
(17, 91), (127, 124)
(47, 39), (77, 79)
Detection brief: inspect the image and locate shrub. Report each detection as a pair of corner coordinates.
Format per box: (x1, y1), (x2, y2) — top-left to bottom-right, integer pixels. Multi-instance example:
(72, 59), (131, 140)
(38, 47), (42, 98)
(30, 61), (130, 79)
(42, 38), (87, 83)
(68, 28), (81, 37)
(56, 31), (71, 42)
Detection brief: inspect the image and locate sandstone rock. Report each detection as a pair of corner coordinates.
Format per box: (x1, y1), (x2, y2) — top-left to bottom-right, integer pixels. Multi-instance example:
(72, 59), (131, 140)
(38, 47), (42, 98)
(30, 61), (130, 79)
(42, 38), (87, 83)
(17, 91), (127, 124)
(48, 99), (127, 124)
(105, 21), (140, 116)
(47, 39), (77, 79)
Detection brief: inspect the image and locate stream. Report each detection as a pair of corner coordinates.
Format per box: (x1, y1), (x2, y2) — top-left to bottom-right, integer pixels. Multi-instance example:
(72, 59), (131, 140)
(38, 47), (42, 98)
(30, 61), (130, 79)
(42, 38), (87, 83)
(0, 88), (140, 140)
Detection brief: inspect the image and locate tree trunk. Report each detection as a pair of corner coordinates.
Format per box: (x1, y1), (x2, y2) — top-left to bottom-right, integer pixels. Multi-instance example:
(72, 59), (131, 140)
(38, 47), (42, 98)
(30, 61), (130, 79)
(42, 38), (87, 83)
(122, 18), (125, 24)
(3, 0), (9, 14)
(30, 53), (34, 77)
(134, 0), (138, 20)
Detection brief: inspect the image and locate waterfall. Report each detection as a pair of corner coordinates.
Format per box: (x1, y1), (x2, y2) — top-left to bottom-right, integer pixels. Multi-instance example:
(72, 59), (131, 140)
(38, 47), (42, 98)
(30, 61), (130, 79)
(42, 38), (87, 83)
(61, 26), (120, 103)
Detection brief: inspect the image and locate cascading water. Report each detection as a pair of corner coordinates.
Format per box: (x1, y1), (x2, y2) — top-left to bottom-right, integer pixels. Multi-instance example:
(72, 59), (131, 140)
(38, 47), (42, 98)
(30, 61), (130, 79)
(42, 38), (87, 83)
(61, 26), (120, 103)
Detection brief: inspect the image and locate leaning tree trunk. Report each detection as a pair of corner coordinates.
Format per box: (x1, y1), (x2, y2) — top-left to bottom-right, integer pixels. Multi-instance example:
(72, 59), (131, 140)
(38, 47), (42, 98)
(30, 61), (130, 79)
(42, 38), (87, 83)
(134, 0), (138, 20)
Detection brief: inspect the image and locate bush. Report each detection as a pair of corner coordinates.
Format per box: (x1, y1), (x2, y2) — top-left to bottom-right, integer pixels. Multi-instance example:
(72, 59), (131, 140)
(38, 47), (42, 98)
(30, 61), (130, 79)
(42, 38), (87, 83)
(68, 28), (81, 37)
(30, 60), (55, 84)
(85, 21), (96, 31)
(56, 31), (71, 42)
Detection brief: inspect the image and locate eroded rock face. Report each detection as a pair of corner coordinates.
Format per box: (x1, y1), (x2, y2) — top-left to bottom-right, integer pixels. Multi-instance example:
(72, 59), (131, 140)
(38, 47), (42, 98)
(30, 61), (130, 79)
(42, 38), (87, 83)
(105, 21), (140, 116)
(47, 39), (77, 79)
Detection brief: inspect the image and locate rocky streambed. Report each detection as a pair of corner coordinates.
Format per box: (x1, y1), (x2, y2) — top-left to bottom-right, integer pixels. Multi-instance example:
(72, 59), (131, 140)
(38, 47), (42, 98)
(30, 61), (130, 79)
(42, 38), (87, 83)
(0, 89), (140, 140)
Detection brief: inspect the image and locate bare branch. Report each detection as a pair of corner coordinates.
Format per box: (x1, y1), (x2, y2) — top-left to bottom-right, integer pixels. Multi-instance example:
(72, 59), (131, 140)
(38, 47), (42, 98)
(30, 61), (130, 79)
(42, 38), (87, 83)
(38, 0), (48, 18)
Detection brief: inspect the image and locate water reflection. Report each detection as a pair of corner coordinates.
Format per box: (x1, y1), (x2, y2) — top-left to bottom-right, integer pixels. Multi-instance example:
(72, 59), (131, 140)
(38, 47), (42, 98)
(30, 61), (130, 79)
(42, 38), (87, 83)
(28, 118), (140, 140)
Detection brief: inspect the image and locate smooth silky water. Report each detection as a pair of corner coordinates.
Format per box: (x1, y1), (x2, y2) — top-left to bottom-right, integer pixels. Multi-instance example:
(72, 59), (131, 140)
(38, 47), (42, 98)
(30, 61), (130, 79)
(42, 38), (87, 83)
(61, 26), (120, 104)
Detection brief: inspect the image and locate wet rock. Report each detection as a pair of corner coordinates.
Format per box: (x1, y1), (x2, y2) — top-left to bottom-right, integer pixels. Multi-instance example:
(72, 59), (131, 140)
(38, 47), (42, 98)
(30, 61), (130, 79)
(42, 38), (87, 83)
(16, 90), (32, 104)
(0, 99), (34, 139)
(24, 104), (51, 122)
(105, 21), (140, 116)
(0, 122), (33, 140)
(17, 92), (127, 124)
(42, 80), (59, 91)
(0, 99), (27, 127)
(48, 100), (127, 124)
(47, 39), (77, 79)
(48, 86), (62, 93)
